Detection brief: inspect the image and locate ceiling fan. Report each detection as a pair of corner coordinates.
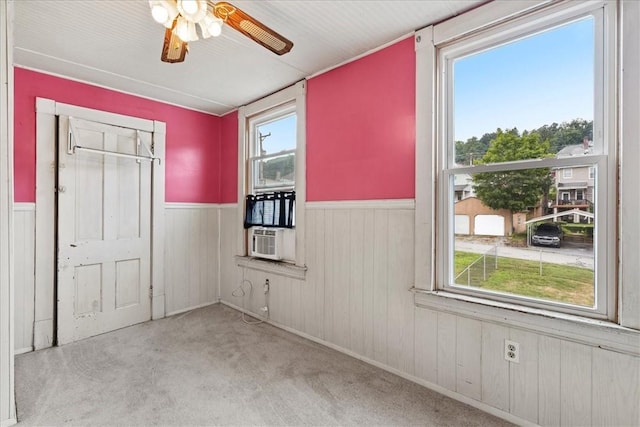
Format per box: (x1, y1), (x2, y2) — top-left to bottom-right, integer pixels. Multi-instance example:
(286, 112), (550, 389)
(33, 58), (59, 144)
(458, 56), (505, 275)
(148, 0), (294, 63)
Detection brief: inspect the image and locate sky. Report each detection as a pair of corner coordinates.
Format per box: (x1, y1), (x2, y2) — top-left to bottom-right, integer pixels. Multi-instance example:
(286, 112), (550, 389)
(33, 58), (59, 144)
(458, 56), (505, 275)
(255, 17), (595, 149)
(256, 114), (297, 154)
(453, 17), (594, 142)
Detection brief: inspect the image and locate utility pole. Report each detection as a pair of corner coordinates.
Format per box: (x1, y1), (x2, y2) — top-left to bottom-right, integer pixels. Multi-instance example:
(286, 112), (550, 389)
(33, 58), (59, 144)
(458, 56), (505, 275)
(259, 131), (271, 156)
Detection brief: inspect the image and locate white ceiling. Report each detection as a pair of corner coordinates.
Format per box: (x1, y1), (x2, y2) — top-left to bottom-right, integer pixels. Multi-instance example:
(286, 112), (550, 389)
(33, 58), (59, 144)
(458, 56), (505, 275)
(13, 0), (484, 116)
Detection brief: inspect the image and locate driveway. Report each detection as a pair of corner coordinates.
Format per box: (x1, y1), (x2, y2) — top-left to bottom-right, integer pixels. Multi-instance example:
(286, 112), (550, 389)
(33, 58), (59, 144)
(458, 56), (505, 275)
(455, 238), (594, 269)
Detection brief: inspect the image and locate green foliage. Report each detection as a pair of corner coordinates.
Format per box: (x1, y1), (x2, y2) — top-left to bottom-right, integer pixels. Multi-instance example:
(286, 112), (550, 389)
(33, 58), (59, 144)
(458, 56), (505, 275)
(472, 130), (553, 213)
(455, 119), (592, 163)
(537, 119), (592, 153)
(455, 132), (496, 165)
(454, 251), (594, 306)
(262, 154), (294, 181)
(562, 223), (594, 237)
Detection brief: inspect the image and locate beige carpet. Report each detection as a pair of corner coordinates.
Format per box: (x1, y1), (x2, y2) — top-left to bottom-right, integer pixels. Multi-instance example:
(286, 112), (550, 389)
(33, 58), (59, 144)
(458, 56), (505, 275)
(15, 304), (513, 426)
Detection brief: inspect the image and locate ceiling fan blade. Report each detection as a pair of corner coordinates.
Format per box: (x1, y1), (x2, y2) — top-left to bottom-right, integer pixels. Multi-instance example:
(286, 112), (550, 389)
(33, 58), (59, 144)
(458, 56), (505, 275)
(213, 1), (293, 56)
(161, 21), (188, 63)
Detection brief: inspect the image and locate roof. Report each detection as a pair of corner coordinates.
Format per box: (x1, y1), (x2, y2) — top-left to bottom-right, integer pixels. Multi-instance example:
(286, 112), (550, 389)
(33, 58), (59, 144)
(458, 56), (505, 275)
(525, 209), (594, 224)
(557, 143), (592, 157)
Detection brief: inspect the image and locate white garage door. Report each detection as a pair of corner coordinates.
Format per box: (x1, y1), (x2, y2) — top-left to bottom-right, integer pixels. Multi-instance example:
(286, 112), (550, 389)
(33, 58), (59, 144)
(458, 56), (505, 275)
(475, 215), (505, 236)
(455, 215), (470, 235)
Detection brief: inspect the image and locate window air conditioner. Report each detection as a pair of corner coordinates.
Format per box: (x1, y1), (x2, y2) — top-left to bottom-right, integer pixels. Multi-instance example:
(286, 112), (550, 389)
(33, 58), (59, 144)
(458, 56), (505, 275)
(250, 227), (284, 260)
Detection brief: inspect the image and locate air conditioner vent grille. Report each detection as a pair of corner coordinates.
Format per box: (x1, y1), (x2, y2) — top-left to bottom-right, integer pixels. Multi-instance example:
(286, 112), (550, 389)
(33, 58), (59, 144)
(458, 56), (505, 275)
(250, 227), (284, 260)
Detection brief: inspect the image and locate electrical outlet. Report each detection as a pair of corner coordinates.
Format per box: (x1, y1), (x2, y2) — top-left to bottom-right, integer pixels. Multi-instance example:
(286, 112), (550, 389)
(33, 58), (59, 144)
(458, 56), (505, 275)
(504, 340), (520, 363)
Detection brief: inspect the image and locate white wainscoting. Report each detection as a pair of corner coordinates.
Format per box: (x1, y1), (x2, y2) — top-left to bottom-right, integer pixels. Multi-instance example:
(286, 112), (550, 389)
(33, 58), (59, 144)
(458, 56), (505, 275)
(219, 201), (640, 426)
(164, 204), (220, 316)
(14, 202), (222, 350)
(13, 203), (35, 353)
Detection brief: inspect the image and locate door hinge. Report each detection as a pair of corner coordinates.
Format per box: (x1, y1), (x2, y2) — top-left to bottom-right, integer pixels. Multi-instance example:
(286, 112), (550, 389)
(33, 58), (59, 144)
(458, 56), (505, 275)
(149, 287), (153, 298)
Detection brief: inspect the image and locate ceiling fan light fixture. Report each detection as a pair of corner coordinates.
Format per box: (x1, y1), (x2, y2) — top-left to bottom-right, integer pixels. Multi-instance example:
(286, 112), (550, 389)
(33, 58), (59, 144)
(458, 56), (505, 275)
(176, 0), (207, 23)
(150, 4), (168, 24)
(153, 0), (294, 64)
(202, 13), (223, 37)
(149, 0), (179, 27)
(161, 21), (189, 63)
(175, 16), (198, 42)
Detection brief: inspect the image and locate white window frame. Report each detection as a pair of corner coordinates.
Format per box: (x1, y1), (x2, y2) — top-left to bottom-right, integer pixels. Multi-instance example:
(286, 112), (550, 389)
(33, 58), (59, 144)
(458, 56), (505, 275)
(563, 168), (573, 179)
(248, 103), (297, 194)
(415, 1), (617, 321)
(237, 81), (306, 269)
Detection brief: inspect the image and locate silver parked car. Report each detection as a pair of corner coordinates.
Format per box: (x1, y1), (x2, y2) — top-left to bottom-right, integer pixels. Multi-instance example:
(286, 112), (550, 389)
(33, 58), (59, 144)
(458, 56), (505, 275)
(532, 223), (563, 248)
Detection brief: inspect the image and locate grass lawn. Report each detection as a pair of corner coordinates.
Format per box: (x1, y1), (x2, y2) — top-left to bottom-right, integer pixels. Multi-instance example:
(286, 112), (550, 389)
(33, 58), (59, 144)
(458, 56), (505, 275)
(454, 251), (594, 307)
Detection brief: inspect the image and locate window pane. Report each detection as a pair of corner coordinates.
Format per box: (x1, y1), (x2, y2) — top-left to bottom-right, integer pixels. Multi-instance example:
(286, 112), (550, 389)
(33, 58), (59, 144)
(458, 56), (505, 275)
(452, 17), (595, 166)
(255, 113), (296, 156)
(252, 153), (295, 190)
(451, 165), (595, 307)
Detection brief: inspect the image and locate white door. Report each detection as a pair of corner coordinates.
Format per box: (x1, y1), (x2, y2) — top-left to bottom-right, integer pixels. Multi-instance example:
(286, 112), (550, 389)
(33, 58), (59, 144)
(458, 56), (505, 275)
(474, 215), (505, 236)
(57, 116), (152, 344)
(454, 215), (470, 235)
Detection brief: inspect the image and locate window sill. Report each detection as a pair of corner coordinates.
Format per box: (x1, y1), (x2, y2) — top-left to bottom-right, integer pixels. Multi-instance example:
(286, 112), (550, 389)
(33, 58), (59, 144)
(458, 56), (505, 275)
(413, 289), (640, 356)
(235, 255), (307, 280)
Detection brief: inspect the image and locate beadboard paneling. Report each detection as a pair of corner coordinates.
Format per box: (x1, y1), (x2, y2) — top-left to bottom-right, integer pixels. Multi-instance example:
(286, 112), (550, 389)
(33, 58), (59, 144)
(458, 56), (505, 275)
(538, 335), (561, 426)
(220, 205), (416, 373)
(164, 205), (219, 315)
(218, 203), (640, 426)
(219, 206), (241, 303)
(480, 322), (509, 412)
(14, 204), (35, 352)
(592, 347), (640, 426)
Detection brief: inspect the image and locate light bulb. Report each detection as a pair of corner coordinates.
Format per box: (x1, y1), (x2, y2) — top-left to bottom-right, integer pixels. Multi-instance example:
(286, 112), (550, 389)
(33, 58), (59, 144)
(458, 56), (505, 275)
(175, 17), (190, 42)
(181, 0), (198, 15)
(198, 21), (212, 39)
(151, 4), (169, 24)
(201, 13), (223, 37)
(177, 0), (207, 23)
(207, 18), (222, 37)
(187, 21), (199, 41)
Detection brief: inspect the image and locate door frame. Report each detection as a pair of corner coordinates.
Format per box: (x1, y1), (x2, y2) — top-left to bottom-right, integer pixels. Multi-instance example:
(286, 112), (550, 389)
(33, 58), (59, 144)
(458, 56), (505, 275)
(33, 98), (166, 349)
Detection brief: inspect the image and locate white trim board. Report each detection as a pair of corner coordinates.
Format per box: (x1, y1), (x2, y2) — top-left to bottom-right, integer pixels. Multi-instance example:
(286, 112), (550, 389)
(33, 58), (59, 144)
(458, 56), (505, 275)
(0, 0), (15, 422)
(165, 301), (219, 318)
(306, 199), (415, 210)
(235, 255), (307, 281)
(165, 203), (221, 209)
(13, 203), (34, 211)
(219, 203), (238, 209)
(13, 348), (32, 356)
(306, 34), (414, 80)
(414, 291), (640, 356)
(237, 81), (307, 269)
(34, 98), (166, 348)
(219, 300), (532, 427)
(13, 64), (229, 117)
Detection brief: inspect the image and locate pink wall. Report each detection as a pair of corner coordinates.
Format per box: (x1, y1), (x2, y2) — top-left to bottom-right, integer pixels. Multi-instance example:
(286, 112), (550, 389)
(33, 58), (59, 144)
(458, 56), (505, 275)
(16, 36), (416, 204)
(306, 37), (415, 201)
(219, 111), (238, 203)
(14, 67), (221, 203)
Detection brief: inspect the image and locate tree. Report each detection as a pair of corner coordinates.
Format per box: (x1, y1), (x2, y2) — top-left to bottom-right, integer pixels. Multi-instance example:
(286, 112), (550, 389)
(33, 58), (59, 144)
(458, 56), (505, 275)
(454, 119), (593, 163)
(473, 130), (553, 230)
(455, 132), (496, 165)
(537, 119), (592, 152)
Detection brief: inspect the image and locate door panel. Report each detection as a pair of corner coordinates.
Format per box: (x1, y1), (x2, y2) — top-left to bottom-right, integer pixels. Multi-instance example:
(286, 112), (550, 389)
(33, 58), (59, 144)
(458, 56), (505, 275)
(57, 116), (152, 344)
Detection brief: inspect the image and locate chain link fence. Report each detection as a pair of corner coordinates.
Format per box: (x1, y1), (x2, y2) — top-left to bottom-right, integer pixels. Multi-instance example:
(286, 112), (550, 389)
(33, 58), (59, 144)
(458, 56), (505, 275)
(455, 245), (498, 287)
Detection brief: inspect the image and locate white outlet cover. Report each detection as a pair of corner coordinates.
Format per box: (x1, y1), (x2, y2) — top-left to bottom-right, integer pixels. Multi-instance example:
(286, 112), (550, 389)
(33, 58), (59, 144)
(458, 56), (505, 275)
(504, 339), (520, 363)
